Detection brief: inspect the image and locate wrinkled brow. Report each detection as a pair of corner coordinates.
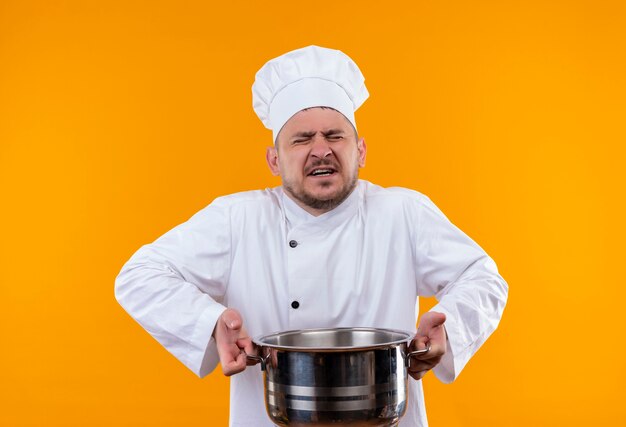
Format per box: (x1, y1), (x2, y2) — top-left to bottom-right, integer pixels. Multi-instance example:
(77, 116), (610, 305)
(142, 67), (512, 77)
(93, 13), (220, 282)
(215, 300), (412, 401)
(322, 129), (345, 136)
(291, 129), (346, 139)
(291, 131), (317, 139)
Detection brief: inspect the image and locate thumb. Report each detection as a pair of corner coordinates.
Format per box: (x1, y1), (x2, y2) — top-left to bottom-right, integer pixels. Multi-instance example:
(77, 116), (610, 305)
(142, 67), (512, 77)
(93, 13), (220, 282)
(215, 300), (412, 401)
(417, 311), (446, 334)
(221, 308), (243, 331)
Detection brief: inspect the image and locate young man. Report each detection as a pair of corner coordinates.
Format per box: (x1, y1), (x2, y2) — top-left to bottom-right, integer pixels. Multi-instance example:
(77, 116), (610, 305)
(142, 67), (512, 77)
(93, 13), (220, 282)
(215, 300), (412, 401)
(116, 45), (508, 426)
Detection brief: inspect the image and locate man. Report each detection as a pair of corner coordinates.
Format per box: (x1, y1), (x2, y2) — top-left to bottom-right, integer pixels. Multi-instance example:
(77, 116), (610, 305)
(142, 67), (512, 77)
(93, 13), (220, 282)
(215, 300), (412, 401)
(115, 45), (508, 426)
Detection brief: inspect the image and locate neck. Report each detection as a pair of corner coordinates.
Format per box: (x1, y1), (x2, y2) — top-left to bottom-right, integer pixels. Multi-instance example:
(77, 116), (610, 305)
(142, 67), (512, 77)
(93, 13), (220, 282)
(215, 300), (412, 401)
(282, 190), (332, 217)
(282, 184), (358, 217)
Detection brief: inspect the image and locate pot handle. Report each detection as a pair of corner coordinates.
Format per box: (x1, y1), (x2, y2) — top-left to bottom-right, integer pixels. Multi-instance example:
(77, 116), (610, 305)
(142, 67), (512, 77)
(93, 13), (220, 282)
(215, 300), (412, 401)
(245, 352), (270, 371)
(406, 343), (432, 368)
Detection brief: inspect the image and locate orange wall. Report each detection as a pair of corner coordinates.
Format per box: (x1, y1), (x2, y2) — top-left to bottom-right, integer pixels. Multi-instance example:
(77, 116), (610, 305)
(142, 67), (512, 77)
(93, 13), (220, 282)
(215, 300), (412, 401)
(1, 0), (624, 425)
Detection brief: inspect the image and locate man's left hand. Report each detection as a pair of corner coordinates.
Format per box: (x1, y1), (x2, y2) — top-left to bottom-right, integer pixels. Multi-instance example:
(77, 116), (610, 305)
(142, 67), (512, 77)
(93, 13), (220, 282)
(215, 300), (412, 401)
(408, 311), (447, 380)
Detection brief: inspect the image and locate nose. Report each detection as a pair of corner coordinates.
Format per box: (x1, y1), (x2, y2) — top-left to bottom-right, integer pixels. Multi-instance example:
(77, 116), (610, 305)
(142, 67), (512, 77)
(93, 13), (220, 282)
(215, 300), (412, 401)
(310, 134), (332, 159)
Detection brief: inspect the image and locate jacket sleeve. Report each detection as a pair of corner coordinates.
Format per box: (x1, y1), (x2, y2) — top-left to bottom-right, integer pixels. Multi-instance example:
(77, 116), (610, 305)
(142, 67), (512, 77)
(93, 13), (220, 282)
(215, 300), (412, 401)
(114, 198), (232, 377)
(412, 194), (508, 383)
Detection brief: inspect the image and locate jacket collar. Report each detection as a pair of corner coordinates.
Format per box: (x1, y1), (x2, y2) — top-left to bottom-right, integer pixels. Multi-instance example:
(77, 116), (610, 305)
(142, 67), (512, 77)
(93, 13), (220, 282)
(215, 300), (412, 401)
(280, 181), (363, 231)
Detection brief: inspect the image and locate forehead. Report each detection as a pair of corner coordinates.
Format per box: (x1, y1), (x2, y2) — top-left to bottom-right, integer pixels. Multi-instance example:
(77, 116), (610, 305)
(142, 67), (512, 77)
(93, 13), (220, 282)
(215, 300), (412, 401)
(280, 107), (354, 136)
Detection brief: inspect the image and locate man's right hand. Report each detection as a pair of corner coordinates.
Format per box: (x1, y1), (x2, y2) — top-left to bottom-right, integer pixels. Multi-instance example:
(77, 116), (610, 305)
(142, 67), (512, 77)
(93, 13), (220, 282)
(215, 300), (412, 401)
(213, 308), (254, 376)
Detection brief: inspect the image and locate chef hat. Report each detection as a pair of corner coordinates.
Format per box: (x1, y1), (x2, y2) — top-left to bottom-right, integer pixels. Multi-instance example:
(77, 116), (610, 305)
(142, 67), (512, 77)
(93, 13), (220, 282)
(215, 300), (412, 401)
(252, 45), (369, 143)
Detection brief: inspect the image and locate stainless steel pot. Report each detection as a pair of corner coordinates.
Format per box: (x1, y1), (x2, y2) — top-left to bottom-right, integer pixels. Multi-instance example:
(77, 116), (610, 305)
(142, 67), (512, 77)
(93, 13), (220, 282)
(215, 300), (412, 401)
(247, 327), (429, 427)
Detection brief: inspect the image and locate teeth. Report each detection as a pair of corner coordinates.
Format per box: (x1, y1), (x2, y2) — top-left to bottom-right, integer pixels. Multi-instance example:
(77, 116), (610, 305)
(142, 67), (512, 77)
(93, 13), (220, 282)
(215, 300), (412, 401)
(311, 169), (333, 176)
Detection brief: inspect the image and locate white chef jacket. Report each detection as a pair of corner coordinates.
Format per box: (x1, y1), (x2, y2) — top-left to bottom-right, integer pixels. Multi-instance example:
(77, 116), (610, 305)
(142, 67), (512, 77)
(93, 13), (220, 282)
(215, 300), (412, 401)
(115, 180), (508, 427)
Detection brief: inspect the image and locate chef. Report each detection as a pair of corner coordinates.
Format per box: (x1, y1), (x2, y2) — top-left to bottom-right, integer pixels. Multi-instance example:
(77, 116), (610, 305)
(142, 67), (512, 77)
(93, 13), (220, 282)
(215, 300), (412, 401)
(115, 45), (508, 426)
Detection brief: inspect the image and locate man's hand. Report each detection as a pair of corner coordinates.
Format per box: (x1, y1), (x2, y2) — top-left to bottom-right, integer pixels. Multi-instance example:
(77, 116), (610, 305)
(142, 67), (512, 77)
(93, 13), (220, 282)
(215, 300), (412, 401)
(408, 311), (447, 380)
(213, 308), (255, 376)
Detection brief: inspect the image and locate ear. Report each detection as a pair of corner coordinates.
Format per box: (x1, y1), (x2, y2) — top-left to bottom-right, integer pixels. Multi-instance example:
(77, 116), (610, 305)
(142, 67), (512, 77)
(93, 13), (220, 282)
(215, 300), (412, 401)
(266, 146), (281, 176)
(357, 137), (367, 168)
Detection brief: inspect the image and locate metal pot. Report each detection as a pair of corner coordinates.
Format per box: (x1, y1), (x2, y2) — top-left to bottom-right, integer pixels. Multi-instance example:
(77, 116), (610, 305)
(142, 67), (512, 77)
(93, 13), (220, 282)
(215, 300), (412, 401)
(247, 327), (429, 427)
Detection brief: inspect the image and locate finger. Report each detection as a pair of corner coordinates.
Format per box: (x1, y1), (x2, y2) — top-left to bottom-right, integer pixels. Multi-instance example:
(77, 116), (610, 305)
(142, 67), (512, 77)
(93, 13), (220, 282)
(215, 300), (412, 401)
(244, 344), (265, 367)
(240, 345), (259, 366)
(408, 358), (440, 373)
(236, 332), (259, 366)
(411, 335), (429, 350)
(409, 370), (427, 381)
(222, 350), (247, 376)
(416, 311), (446, 336)
(412, 342), (445, 361)
(236, 336), (254, 354)
(414, 313), (447, 360)
(221, 308), (243, 331)
(216, 343), (243, 372)
(408, 335), (430, 357)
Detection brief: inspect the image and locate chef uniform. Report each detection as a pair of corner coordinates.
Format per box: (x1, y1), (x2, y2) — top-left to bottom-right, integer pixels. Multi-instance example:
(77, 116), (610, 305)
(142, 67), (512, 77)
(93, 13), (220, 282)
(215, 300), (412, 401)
(115, 46), (508, 427)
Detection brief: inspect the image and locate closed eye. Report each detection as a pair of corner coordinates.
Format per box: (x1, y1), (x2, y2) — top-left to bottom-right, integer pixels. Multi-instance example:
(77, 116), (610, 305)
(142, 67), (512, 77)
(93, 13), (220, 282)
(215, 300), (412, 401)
(291, 132), (316, 144)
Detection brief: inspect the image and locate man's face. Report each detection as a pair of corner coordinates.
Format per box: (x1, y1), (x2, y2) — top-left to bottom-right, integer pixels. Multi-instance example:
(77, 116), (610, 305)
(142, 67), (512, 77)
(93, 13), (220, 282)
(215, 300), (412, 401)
(266, 107), (366, 216)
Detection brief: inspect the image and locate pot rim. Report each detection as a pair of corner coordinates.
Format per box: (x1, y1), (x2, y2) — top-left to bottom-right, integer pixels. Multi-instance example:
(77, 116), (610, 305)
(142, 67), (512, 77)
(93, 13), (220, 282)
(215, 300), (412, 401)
(251, 326), (415, 352)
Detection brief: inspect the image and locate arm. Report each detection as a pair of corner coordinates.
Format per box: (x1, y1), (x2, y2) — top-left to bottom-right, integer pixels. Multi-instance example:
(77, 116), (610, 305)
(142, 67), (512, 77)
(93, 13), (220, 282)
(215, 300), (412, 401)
(412, 194), (508, 383)
(114, 199), (233, 377)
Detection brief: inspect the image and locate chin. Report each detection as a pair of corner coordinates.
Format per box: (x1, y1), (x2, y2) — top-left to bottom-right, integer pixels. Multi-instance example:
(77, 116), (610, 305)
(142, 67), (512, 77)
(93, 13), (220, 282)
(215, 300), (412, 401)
(307, 186), (342, 200)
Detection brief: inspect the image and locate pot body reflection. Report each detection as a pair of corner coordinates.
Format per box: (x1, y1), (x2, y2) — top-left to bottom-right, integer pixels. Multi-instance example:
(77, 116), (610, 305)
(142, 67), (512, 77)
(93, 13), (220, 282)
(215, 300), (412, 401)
(253, 328), (415, 427)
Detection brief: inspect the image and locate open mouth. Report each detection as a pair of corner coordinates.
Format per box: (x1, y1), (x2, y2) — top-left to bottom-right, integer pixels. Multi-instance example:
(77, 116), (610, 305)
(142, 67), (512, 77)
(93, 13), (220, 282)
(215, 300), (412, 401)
(308, 167), (337, 177)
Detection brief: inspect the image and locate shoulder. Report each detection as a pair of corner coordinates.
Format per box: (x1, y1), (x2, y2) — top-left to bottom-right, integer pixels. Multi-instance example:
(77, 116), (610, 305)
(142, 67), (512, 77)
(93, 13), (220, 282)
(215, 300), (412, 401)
(209, 187), (282, 209)
(358, 181), (454, 238)
(359, 180), (432, 208)
(190, 187), (283, 222)
(358, 180), (449, 223)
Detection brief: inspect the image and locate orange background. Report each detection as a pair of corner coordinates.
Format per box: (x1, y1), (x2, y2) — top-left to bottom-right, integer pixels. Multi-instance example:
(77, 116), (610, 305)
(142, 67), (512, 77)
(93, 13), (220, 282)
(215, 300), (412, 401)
(1, 0), (625, 425)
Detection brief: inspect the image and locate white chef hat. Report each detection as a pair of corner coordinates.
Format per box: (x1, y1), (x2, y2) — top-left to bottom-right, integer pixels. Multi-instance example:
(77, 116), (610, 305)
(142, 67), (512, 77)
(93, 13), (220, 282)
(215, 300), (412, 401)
(252, 45), (369, 143)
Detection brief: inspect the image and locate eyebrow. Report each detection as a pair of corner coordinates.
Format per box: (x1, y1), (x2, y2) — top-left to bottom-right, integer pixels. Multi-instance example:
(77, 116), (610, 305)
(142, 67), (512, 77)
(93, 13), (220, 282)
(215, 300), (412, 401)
(290, 129), (346, 140)
(291, 131), (317, 139)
